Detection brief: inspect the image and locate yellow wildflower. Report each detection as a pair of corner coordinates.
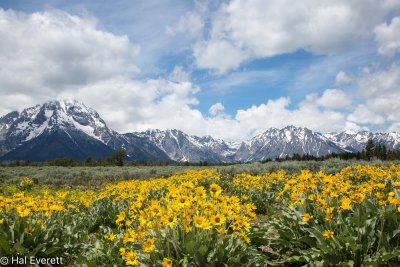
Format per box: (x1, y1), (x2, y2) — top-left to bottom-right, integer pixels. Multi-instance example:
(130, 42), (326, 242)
(16, 206), (30, 218)
(323, 230), (334, 239)
(162, 258), (173, 267)
(105, 233), (116, 241)
(124, 250), (139, 266)
(143, 237), (155, 253)
(24, 226), (34, 235)
(116, 211), (126, 225)
(209, 183), (222, 197)
(340, 197), (352, 211)
(302, 213), (313, 223)
(210, 214), (226, 226)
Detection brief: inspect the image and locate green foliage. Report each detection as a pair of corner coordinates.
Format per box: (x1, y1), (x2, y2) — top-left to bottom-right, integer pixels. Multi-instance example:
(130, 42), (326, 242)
(263, 202), (400, 266)
(106, 150), (126, 166)
(0, 213), (86, 264)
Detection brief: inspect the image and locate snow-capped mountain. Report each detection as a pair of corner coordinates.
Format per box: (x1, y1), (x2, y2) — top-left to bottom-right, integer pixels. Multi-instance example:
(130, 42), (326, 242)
(135, 129), (238, 162)
(1, 100), (399, 162)
(4, 100), (113, 145)
(0, 100), (112, 160)
(0, 111), (19, 156)
(235, 126), (344, 162)
(0, 100), (169, 161)
(325, 130), (400, 153)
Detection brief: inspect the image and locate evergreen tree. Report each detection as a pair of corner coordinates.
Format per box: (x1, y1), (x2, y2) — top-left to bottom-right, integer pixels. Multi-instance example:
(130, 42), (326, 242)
(107, 150), (126, 166)
(85, 157), (93, 166)
(363, 139), (375, 160)
(373, 144), (387, 160)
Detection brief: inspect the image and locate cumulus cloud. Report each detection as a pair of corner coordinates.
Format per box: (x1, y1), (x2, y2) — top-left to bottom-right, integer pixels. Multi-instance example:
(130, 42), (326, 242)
(169, 65), (190, 82)
(355, 64), (400, 130)
(335, 71), (352, 85)
(300, 89), (352, 110)
(389, 122), (400, 132)
(192, 0), (400, 73)
(375, 16), (400, 56)
(358, 64), (400, 98)
(348, 105), (385, 124)
(316, 89), (352, 109)
(234, 97), (348, 137)
(193, 40), (249, 73)
(208, 102), (225, 116)
(0, 8), (139, 115)
(59, 77), (201, 133)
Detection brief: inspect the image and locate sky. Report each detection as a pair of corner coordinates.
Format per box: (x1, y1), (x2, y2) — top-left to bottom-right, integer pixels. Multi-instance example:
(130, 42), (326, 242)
(0, 0), (400, 141)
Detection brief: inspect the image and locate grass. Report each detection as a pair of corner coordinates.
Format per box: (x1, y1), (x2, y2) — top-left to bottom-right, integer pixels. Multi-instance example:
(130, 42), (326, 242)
(0, 158), (396, 187)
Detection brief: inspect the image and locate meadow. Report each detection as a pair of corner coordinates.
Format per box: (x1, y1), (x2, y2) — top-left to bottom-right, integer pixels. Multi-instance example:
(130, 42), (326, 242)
(0, 159), (387, 187)
(1, 159), (400, 266)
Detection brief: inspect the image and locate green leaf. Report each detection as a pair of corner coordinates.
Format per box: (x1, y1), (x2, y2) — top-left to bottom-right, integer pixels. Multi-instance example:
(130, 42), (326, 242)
(43, 246), (62, 256)
(298, 235), (317, 247)
(184, 240), (195, 253)
(194, 250), (206, 267)
(0, 232), (11, 253)
(30, 243), (46, 256)
(198, 245), (208, 256)
(382, 251), (400, 261)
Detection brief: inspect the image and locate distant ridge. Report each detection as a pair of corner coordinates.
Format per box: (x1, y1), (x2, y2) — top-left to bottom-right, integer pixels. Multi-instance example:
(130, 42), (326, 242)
(0, 100), (399, 162)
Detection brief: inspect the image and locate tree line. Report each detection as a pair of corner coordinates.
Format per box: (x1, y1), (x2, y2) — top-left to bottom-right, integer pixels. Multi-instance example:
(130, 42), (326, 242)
(0, 150), (128, 167)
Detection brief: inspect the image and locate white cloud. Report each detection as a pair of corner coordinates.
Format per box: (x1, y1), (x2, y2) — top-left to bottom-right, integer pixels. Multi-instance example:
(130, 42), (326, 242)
(169, 65), (190, 82)
(335, 71), (352, 85)
(343, 121), (364, 132)
(234, 97), (349, 137)
(59, 77), (201, 132)
(359, 64), (400, 97)
(316, 89), (352, 109)
(0, 8), (139, 116)
(300, 89), (352, 110)
(208, 102), (225, 116)
(357, 64), (400, 122)
(389, 122), (400, 132)
(348, 105), (385, 124)
(192, 0), (400, 73)
(166, 11), (204, 37)
(193, 40), (249, 74)
(375, 16), (400, 56)
(340, 64), (400, 130)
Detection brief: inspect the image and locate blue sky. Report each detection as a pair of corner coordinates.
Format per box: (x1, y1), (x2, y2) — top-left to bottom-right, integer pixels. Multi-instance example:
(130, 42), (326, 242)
(0, 0), (400, 140)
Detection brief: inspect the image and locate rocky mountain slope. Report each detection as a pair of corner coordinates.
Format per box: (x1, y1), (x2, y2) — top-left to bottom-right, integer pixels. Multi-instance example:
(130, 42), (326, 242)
(1, 100), (399, 162)
(0, 100), (169, 161)
(235, 126), (345, 162)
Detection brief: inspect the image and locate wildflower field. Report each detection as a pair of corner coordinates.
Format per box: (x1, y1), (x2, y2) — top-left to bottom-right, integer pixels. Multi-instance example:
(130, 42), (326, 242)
(1, 164), (400, 266)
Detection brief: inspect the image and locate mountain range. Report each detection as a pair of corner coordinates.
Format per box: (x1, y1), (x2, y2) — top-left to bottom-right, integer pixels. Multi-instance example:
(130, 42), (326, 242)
(0, 100), (399, 162)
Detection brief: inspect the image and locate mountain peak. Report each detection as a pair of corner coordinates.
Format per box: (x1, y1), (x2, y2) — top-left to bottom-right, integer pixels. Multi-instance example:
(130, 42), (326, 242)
(283, 125), (300, 130)
(1, 100), (400, 162)
(1, 100), (112, 145)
